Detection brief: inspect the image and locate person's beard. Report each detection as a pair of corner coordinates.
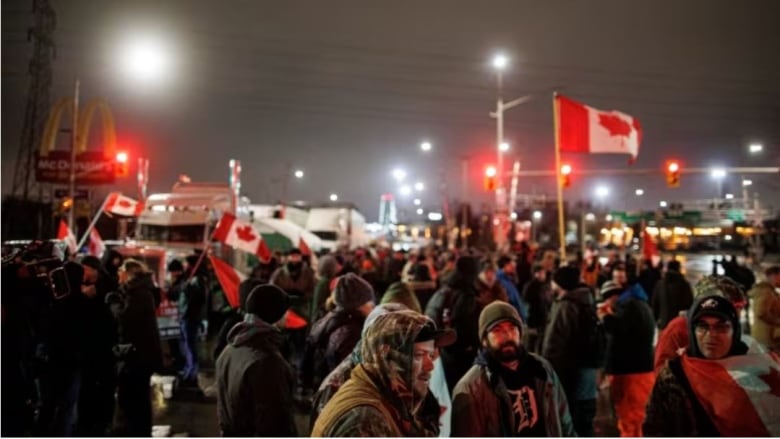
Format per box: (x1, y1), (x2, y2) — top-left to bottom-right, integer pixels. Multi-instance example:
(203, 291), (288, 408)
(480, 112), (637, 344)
(489, 340), (521, 362)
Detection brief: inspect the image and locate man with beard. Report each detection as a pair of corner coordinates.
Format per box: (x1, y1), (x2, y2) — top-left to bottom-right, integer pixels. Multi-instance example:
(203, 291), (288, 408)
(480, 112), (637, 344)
(452, 301), (574, 437)
(312, 310), (453, 436)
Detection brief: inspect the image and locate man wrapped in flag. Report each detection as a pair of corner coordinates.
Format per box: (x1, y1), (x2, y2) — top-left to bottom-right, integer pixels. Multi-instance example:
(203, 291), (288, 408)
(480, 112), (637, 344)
(644, 294), (780, 436)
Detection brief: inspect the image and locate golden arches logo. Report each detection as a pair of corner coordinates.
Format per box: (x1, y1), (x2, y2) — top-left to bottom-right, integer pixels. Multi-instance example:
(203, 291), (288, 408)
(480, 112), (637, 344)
(39, 97), (117, 157)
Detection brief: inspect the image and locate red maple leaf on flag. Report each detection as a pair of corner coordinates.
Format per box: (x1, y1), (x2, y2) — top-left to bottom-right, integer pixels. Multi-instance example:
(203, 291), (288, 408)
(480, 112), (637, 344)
(598, 113), (632, 137)
(118, 200), (132, 208)
(235, 225), (257, 242)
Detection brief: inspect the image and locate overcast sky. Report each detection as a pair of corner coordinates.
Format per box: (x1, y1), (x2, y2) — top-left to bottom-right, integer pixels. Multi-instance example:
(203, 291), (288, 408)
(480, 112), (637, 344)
(3, 0), (779, 221)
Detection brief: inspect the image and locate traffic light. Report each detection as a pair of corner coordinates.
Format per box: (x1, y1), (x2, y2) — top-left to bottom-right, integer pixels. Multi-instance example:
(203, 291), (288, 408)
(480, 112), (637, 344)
(666, 160), (680, 188)
(115, 151), (129, 178)
(560, 163), (572, 189)
(484, 165), (497, 191)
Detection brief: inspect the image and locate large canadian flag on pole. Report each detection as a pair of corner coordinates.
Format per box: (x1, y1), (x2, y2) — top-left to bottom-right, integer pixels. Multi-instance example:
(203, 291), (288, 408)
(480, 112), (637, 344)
(555, 94), (642, 159)
(208, 255), (246, 309)
(57, 219), (78, 254)
(104, 192), (144, 216)
(213, 213), (271, 261)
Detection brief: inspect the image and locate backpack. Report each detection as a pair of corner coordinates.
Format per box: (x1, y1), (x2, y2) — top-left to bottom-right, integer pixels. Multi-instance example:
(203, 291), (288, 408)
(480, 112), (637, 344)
(563, 296), (606, 368)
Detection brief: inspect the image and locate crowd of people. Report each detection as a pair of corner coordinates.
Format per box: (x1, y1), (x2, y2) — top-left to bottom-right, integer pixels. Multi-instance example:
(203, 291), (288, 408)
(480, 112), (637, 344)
(3, 240), (779, 437)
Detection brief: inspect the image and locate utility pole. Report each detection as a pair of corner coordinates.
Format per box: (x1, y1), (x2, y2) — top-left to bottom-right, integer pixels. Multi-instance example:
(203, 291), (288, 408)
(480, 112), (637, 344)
(10, 0), (56, 203)
(67, 79), (80, 230)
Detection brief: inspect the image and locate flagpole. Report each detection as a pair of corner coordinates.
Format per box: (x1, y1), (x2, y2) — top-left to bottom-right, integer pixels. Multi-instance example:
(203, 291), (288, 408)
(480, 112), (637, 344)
(553, 92), (567, 261)
(75, 194), (111, 250)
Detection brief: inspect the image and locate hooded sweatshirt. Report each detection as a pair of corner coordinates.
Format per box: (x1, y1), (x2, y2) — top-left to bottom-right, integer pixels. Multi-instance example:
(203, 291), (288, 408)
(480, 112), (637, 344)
(312, 310), (440, 437)
(216, 314), (296, 436)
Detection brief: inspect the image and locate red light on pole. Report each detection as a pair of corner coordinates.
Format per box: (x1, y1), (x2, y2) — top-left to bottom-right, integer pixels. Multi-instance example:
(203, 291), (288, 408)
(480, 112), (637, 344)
(666, 160), (680, 188)
(485, 166), (497, 177)
(116, 151), (129, 163)
(560, 163), (572, 188)
(115, 150), (130, 177)
(484, 165), (497, 191)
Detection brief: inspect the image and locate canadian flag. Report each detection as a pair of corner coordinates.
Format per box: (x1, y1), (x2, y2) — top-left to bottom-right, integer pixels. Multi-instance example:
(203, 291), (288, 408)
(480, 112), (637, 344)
(57, 219), (78, 254)
(208, 255), (246, 309)
(642, 226), (661, 266)
(104, 192), (144, 216)
(556, 94), (642, 159)
(213, 213), (271, 261)
(88, 228), (106, 257)
(298, 237), (312, 256)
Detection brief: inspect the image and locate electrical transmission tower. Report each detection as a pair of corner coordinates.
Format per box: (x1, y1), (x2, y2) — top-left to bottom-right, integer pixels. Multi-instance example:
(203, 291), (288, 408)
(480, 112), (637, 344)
(10, 0), (56, 201)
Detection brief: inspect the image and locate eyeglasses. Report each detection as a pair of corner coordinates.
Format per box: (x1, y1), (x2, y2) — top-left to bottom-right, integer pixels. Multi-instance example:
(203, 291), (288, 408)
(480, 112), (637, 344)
(694, 322), (733, 335)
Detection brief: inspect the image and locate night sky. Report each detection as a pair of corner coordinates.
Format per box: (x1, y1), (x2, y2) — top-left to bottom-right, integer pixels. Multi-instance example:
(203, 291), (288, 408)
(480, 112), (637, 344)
(3, 0), (779, 221)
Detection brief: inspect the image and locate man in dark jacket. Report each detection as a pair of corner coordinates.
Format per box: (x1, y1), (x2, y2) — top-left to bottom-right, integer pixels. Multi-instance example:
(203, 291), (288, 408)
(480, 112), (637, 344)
(174, 255), (208, 386)
(106, 259), (163, 437)
(651, 260), (694, 330)
(542, 266), (599, 437)
(300, 273), (375, 394)
(598, 281), (655, 437)
(452, 301), (575, 436)
(521, 263), (552, 353)
(216, 284), (297, 437)
(426, 255), (482, 391)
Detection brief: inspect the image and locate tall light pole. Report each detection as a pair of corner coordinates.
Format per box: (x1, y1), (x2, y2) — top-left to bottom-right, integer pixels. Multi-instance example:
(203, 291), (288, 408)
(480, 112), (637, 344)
(67, 79), (81, 230)
(489, 52), (533, 248)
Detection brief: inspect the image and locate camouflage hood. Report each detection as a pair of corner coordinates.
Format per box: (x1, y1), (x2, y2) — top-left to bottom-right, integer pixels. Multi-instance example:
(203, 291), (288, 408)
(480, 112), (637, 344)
(359, 309), (431, 421)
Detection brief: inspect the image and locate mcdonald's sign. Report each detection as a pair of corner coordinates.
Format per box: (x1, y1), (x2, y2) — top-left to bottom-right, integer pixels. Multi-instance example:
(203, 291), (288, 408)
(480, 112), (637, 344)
(35, 97), (119, 184)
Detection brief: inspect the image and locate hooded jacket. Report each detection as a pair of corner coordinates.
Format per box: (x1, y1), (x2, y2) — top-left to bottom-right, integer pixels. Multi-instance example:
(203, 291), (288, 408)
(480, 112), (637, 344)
(651, 270), (694, 329)
(452, 349), (575, 437)
(602, 284), (655, 374)
(312, 310), (440, 437)
(216, 313), (296, 437)
(300, 307), (364, 390)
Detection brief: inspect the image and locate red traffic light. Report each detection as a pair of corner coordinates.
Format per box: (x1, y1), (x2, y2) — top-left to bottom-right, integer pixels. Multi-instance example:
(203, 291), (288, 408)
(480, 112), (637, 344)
(561, 164), (572, 175)
(116, 151), (129, 163)
(665, 160), (681, 188)
(485, 165), (497, 177)
(667, 161), (679, 173)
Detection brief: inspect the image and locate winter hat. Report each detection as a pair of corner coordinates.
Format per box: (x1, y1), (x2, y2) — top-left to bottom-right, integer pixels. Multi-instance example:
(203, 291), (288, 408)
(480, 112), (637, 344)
(238, 278), (262, 311)
(479, 300), (524, 339)
(552, 266), (581, 291)
(79, 255), (103, 272)
(317, 255), (340, 278)
(245, 284), (289, 324)
(600, 280), (623, 299)
(687, 294), (746, 358)
(381, 281), (422, 313)
(694, 275), (746, 308)
(334, 273), (375, 311)
(415, 319), (457, 348)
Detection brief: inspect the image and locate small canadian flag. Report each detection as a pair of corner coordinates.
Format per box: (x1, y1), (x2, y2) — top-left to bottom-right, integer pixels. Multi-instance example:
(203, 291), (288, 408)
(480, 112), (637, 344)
(104, 192), (144, 216)
(213, 213), (271, 261)
(88, 228), (106, 258)
(57, 219), (78, 254)
(556, 94), (642, 159)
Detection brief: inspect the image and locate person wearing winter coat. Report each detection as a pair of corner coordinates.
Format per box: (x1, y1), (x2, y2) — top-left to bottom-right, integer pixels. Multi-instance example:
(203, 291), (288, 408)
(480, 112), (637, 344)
(651, 260), (694, 330)
(215, 284), (297, 437)
(381, 281), (422, 313)
(452, 301), (575, 437)
(426, 255), (482, 391)
(748, 266), (780, 353)
(408, 263), (438, 311)
(311, 255), (342, 322)
(475, 261), (509, 308)
(312, 310), (454, 437)
(598, 281), (656, 437)
(497, 256), (529, 322)
(271, 248), (316, 322)
(541, 266), (599, 437)
(643, 295), (772, 437)
(521, 263), (553, 353)
(105, 259), (163, 437)
(300, 273), (375, 393)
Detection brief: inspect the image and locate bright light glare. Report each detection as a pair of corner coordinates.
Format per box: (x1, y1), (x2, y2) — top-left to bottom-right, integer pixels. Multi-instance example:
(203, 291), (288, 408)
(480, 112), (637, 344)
(294, 170), (304, 179)
(510, 212), (518, 220)
(561, 164), (572, 175)
(116, 151), (129, 163)
(414, 182), (424, 191)
(585, 213), (596, 221)
(532, 210), (542, 220)
(416, 208), (424, 215)
(392, 168), (407, 182)
(485, 166), (497, 177)
(668, 162), (679, 172)
(749, 143), (763, 154)
(428, 212), (443, 221)
(595, 186), (609, 198)
(499, 142), (510, 152)
(635, 189), (644, 196)
(606, 214), (613, 221)
(420, 141), (432, 152)
(743, 179), (753, 186)
(413, 198), (421, 206)
(329, 193), (338, 202)
(711, 168), (727, 179)
(399, 185), (412, 196)
(492, 53), (509, 70)
(725, 193), (734, 200)
(660, 201), (668, 208)
(119, 36), (171, 84)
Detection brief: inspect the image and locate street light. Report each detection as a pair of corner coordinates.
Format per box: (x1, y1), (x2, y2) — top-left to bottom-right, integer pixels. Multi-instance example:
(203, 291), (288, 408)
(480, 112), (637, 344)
(595, 185), (610, 198)
(329, 193), (338, 202)
(399, 185), (412, 196)
(117, 34), (173, 86)
(492, 53), (509, 70)
(711, 167), (727, 199)
(414, 182), (424, 192)
(660, 200), (668, 208)
(392, 168), (407, 182)
(532, 210), (543, 220)
(413, 198), (421, 206)
(294, 169), (304, 179)
(743, 179), (753, 186)
(499, 142), (510, 152)
(635, 188), (644, 196)
(420, 141), (432, 152)
(725, 193), (734, 200)
(749, 143), (763, 154)
(416, 208), (424, 215)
